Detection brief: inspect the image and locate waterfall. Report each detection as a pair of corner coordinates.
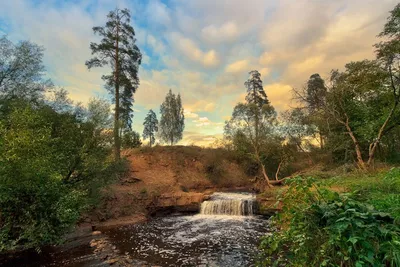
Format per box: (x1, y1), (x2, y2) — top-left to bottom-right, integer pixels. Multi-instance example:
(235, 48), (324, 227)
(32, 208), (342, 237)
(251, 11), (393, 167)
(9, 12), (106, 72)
(200, 192), (256, 216)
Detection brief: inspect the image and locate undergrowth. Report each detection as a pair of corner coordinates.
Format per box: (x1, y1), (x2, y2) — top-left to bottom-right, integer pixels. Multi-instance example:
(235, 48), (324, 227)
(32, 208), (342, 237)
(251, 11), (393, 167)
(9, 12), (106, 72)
(259, 173), (400, 267)
(323, 168), (400, 222)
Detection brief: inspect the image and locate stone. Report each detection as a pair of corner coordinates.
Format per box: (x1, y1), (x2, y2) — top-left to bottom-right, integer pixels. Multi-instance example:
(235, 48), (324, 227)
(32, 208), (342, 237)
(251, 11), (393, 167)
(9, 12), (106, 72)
(92, 230), (102, 235)
(106, 258), (118, 265)
(90, 240), (98, 247)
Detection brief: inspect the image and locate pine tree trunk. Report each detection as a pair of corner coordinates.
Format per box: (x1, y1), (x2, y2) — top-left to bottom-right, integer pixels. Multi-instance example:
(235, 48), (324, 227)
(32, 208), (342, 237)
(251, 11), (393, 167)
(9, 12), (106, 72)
(114, 18), (121, 161)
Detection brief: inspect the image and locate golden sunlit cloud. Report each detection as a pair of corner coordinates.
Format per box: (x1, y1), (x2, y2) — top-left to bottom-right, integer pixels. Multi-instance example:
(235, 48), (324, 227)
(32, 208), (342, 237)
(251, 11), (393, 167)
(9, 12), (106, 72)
(225, 59), (250, 73)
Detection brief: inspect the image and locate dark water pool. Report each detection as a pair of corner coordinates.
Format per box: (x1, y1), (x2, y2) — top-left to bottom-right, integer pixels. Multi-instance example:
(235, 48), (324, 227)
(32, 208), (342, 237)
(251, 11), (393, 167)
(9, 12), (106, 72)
(104, 214), (270, 267)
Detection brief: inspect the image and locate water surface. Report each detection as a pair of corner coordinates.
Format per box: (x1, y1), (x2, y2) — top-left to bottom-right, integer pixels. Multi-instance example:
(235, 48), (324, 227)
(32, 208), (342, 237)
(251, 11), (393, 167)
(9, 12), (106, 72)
(104, 214), (269, 266)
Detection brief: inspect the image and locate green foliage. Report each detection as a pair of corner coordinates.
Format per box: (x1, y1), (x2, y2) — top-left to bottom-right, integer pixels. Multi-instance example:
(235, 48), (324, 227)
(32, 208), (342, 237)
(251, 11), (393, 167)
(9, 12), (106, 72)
(140, 188), (147, 195)
(121, 130), (142, 148)
(205, 159), (223, 184)
(245, 70), (270, 108)
(0, 36), (49, 100)
(86, 8), (142, 160)
(159, 89), (185, 145)
(259, 177), (400, 266)
(325, 168), (400, 222)
(87, 97), (112, 130)
(143, 109), (159, 147)
(0, 97), (117, 252)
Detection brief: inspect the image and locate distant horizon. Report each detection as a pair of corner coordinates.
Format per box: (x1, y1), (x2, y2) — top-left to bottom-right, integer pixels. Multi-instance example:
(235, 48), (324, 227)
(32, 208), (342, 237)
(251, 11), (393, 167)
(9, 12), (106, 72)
(0, 0), (396, 146)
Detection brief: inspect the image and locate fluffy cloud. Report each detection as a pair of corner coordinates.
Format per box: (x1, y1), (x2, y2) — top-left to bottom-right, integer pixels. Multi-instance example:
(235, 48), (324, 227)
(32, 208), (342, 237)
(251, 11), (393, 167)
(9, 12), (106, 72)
(194, 117), (212, 127)
(225, 59), (250, 73)
(168, 32), (220, 67)
(184, 110), (199, 119)
(201, 21), (240, 43)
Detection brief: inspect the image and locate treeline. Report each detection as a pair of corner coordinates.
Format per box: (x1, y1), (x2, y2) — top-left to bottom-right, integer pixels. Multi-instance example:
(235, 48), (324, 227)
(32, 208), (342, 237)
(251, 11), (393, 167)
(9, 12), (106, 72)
(223, 4), (400, 186)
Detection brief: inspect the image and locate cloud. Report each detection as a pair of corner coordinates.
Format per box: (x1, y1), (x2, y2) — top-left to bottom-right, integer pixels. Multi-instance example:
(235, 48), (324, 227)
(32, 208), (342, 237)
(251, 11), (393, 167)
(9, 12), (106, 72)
(184, 110), (199, 119)
(201, 21), (240, 43)
(147, 34), (166, 54)
(169, 32), (220, 67)
(264, 83), (293, 111)
(194, 117), (212, 127)
(146, 0), (171, 26)
(179, 132), (223, 146)
(225, 59), (250, 73)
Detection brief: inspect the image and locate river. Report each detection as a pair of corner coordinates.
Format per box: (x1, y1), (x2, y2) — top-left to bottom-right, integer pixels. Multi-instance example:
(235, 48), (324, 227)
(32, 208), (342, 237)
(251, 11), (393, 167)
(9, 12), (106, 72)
(0, 192), (270, 267)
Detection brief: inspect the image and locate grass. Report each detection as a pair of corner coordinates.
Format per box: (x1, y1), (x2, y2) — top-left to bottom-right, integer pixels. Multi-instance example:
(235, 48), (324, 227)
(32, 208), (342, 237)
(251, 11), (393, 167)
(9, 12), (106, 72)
(319, 167), (400, 221)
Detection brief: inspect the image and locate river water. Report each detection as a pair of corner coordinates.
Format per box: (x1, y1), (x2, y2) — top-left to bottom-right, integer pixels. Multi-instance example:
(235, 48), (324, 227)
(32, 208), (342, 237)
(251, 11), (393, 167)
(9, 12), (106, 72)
(104, 192), (270, 266)
(0, 192), (270, 267)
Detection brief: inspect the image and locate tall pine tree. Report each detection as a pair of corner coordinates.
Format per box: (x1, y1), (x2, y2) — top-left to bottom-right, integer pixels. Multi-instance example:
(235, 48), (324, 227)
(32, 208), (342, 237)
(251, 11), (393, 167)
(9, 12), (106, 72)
(86, 8), (142, 161)
(159, 90), (185, 145)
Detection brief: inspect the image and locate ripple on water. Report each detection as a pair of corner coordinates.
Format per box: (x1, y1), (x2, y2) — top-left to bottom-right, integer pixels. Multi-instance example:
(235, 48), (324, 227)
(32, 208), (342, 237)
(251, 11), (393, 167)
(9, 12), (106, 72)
(105, 214), (270, 267)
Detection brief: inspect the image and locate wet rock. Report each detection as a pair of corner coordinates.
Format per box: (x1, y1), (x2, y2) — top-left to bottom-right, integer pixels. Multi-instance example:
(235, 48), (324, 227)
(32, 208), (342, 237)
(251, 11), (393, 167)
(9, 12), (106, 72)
(106, 258), (118, 265)
(92, 230), (102, 236)
(90, 240), (98, 247)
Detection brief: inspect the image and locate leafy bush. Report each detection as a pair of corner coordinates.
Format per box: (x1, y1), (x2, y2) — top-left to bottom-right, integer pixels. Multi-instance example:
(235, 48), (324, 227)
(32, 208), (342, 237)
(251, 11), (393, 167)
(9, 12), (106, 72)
(259, 177), (400, 266)
(0, 100), (119, 252)
(324, 168), (400, 222)
(204, 153), (224, 184)
(122, 130), (142, 148)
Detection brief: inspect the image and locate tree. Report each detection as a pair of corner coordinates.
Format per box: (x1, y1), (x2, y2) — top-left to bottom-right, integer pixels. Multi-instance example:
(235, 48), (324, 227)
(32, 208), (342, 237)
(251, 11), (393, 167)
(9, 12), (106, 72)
(293, 73), (329, 149)
(0, 36), (50, 101)
(159, 89), (185, 145)
(293, 2), (400, 169)
(121, 130), (142, 148)
(326, 60), (397, 169)
(87, 97), (112, 130)
(225, 70), (277, 187)
(86, 8), (142, 161)
(306, 74), (327, 112)
(0, 95), (113, 251)
(245, 70), (269, 108)
(143, 109), (158, 147)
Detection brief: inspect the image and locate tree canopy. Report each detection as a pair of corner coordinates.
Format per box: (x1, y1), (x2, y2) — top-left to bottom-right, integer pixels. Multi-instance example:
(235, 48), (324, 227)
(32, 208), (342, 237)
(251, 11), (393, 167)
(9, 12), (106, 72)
(159, 89), (185, 145)
(143, 109), (159, 147)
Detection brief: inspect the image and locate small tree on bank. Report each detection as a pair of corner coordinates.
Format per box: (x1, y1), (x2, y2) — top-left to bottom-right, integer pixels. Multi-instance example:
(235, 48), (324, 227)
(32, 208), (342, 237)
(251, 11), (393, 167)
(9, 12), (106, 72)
(159, 89), (185, 145)
(143, 109), (158, 147)
(86, 8), (142, 161)
(225, 70), (277, 187)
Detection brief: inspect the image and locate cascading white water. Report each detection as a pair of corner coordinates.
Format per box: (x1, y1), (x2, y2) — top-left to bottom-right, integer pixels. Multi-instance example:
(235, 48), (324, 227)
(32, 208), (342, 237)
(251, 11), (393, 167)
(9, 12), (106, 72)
(200, 192), (256, 216)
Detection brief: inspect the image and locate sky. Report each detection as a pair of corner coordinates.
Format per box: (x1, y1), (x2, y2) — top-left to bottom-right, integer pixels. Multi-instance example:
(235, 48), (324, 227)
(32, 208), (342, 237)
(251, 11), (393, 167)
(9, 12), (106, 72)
(0, 0), (398, 146)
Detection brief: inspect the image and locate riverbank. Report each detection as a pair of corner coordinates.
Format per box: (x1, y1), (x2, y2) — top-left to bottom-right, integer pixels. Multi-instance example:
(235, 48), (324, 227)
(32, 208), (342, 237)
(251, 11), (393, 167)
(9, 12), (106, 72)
(84, 146), (260, 228)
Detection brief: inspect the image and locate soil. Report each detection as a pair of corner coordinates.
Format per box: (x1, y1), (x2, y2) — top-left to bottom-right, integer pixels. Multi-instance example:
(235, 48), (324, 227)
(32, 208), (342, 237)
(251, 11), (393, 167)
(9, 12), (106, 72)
(85, 146), (257, 227)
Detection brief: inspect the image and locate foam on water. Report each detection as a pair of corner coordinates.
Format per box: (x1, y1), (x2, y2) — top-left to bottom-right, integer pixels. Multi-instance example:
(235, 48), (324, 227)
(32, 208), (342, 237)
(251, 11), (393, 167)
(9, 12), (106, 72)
(104, 192), (269, 267)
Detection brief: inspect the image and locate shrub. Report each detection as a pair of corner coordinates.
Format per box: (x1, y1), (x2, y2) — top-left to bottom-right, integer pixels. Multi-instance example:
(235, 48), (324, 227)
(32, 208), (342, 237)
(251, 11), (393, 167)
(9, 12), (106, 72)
(0, 100), (119, 252)
(205, 162), (223, 184)
(259, 177), (400, 266)
(121, 130), (142, 148)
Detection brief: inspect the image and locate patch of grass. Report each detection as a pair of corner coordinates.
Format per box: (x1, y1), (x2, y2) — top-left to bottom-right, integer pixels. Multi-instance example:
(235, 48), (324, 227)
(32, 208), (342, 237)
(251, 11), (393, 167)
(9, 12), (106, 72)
(140, 188), (147, 195)
(321, 168), (400, 221)
(180, 185), (189, 192)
